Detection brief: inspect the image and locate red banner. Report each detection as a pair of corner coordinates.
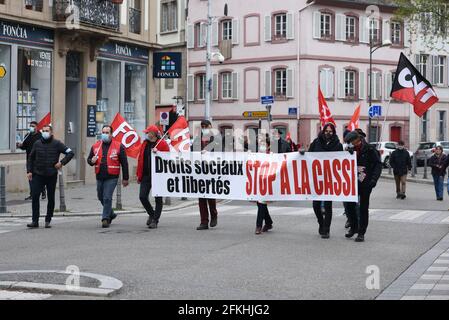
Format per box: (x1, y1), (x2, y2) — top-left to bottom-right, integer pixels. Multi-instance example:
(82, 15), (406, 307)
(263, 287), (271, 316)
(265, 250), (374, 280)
(318, 86), (336, 127)
(347, 104), (361, 131)
(36, 112), (51, 131)
(111, 113), (141, 158)
(167, 116), (191, 151)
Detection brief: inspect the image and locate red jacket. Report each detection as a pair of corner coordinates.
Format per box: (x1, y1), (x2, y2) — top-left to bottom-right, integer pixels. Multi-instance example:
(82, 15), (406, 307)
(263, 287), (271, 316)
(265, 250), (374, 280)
(92, 140), (122, 176)
(137, 139), (170, 183)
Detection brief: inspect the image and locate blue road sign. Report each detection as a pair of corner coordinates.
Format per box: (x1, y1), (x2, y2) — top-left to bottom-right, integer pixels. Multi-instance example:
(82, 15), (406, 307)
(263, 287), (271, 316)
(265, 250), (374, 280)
(261, 96), (274, 104)
(288, 107), (298, 116)
(369, 105), (382, 118)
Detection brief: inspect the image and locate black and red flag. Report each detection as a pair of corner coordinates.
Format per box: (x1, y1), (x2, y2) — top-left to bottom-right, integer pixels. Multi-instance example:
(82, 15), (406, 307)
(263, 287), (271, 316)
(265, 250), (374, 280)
(390, 52), (439, 117)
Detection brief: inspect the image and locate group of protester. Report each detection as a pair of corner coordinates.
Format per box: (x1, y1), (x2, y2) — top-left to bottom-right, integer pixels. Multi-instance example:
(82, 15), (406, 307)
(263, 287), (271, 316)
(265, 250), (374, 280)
(21, 119), (383, 242)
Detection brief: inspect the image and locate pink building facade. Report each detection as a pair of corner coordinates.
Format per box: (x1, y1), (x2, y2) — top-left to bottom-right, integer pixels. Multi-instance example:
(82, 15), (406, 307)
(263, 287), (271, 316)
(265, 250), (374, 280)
(186, 0), (410, 148)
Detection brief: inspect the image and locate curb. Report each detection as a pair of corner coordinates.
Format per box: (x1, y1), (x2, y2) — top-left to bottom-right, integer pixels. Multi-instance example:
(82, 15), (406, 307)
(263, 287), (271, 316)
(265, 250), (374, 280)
(380, 175), (436, 186)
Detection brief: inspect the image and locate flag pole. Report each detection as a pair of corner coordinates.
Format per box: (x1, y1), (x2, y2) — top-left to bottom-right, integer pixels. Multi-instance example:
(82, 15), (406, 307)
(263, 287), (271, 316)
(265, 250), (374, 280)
(379, 98), (391, 143)
(154, 130), (170, 150)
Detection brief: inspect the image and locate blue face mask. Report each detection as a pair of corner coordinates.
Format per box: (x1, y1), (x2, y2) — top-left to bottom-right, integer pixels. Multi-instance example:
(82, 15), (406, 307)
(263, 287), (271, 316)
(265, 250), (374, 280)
(42, 132), (51, 140)
(101, 133), (111, 143)
(29, 127), (35, 133)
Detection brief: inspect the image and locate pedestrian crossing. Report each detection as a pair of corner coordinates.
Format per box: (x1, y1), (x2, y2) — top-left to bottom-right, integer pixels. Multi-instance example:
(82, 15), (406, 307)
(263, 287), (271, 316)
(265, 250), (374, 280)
(0, 289), (51, 300)
(0, 217), (83, 235)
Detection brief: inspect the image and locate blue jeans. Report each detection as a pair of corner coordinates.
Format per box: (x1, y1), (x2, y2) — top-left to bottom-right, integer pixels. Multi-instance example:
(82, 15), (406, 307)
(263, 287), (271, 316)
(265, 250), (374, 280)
(97, 178), (118, 221)
(432, 174), (444, 199)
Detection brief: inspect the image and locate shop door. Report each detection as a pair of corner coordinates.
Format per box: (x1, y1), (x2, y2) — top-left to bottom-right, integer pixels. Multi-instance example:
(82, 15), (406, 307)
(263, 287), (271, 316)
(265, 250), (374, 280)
(64, 52), (81, 181)
(390, 126), (401, 142)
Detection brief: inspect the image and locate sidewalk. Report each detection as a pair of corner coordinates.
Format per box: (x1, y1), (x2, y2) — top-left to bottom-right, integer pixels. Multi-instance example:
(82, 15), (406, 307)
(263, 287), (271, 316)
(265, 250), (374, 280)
(381, 167), (441, 186)
(1, 183), (198, 218)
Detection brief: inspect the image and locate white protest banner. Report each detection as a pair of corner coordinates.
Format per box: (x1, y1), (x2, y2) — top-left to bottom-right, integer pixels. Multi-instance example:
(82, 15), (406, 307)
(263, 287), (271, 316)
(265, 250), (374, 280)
(152, 151), (358, 202)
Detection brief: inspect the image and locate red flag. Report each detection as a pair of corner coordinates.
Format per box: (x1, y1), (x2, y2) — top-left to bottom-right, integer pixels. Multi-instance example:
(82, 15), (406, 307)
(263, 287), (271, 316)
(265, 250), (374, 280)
(347, 104), (361, 131)
(167, 116), (191, 151)
(318, 86), (336, 127)
(36, 112), (51, 131)
(110, 113), (142, 158)
(391, 53), (439, 117)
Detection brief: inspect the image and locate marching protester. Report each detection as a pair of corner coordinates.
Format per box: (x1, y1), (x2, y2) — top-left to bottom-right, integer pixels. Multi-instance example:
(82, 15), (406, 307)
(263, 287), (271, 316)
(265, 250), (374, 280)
(272, 129), (291, 153)
(342, 129), (352, 229)
(286, 133), (298, 152)
(26, 125), (74, 228)
(428, 146), (447, 201)
(308, 122), (343, 239)
(390, 140), (411, 200)
(192, 120), (220, 230)
(87, 125), (129, 228)
(17, 121), (46, 201)
(344, 131), (382, 242)
(137, 125), (170, 228)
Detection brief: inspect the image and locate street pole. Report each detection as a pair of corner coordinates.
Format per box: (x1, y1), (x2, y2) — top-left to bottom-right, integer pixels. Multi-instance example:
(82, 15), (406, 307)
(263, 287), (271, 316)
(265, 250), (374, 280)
(204, 0), (212, 121)
(58, 169), (66, 212)
(0, 166), (6, 214)
(368, 40), (373, 143)
(116, 177), (122, 210)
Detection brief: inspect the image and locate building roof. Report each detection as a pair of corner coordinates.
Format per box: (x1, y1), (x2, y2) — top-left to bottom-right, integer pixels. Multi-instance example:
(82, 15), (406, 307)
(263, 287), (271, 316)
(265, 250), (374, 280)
(307, 0), (398, 9)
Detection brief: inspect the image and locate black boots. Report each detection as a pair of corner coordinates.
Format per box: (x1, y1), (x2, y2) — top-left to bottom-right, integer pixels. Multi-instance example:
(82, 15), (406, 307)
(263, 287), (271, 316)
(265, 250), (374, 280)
(210, 216), (218, 228)
(196, 224), (209, 230)
(345, 228), (358, 238)
(355, 234), (365, 242)
(27, 222), (39, 228)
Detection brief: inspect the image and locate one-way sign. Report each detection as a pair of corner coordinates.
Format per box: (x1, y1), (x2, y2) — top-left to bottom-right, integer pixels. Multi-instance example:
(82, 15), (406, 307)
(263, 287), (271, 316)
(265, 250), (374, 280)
(369, 105), (382, 118)
(261, 96), (274, 104)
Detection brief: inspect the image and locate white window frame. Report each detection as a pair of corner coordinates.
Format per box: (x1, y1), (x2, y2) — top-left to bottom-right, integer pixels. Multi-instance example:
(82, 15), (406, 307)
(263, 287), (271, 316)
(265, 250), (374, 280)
(391, 21), (401, 45)
(345, 70), (356, 98)
(160, 0), (178, 33)
(274, 13), (287, 38)
(345, 16), (356, 41)
(369, 18), (380, 44)
(221, 72), (233, 100)
(320, 13), (332, 38)
(274, 68), (287, 97)
(222, 20), (232, 41)
(438, 110), (447, 141)
(197, 74), (206, 101)
(434, 56), (445, 86)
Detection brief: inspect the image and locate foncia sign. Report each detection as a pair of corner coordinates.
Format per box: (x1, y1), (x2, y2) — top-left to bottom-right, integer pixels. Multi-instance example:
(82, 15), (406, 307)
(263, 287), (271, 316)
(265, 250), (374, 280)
(153, 52), (182, 78)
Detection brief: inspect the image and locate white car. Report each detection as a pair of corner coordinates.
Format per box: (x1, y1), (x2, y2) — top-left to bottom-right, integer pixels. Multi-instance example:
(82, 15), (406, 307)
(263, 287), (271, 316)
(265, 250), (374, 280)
(370, 141), (414, 168)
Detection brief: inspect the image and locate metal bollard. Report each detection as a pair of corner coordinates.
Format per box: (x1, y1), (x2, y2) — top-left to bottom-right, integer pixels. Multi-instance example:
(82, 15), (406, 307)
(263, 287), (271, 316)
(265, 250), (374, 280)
(0, 166), (6, 214)
(58, 169), (66, 212)
(423, 155), (428, 179)
(411, 153), (417, 177)
(388, 159), (392, 175)
(116, 177), (122, 210)
(165, 197), (171, 205)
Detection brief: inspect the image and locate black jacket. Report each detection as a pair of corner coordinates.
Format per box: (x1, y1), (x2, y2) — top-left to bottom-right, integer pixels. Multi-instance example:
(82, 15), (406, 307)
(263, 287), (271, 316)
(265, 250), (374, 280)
(27, 137), (74, 176)
(19, 132), (42, 157)
(428, 154), (448, 177)
(87, 141), (129, 181)
(356, 140), (382, 190)
(390, 148), (411, 176)
(273, 138), (292, 153)
(191, 134), (221, 152)
(308, 134), (343, 152)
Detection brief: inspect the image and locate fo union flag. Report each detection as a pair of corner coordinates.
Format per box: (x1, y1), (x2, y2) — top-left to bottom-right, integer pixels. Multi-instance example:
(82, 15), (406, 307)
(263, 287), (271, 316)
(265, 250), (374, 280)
(390, 53), (439, 117)
(167, 116), (191, 151)
(111, 113), (142, 158)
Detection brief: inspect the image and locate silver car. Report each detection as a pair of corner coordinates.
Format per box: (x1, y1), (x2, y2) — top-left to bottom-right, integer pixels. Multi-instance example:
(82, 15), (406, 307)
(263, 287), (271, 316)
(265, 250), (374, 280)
(415, 142), (436, 165)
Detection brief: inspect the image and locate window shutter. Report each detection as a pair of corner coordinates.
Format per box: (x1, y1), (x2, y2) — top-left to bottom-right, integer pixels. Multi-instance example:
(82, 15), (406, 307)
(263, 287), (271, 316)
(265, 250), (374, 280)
(375, 72), (382, 100)
(264, 15), (272, 42)
(415, 54), (420, 67)
(338, 70), (345, 99)
(186, 23), (194, 48)
(212, 74), (218, 100)
(212, 21), (219, 46)
(384, 72), (392, 100)
(232, 72), (239, 99)
(403, 22), (410, 47)
(286, 12), (294, 40)
(232, 19), (239, 45)
(199, 23), (206, 47)
(265, 70), (272, 96)
(432, 55), (439, 84)
(382, 19), (390, 44)
(359, 71), (366, 100)
(359, 16), (368, 43)
(336, 14), (346, 41)
(319, 69), (327, 97)
(187, 74), (194, 101)
(327, 69), (334, 98)
(286, 68), (294, 98)
(313, 11), (321, 39)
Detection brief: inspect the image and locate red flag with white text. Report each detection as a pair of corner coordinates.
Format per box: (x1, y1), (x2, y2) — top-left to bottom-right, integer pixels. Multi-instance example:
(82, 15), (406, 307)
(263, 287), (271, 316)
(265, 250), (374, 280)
(110, 113), (141, 158)
(347, 104), (361, 131)
(167, 116), (191, 152)
(318, 86), (336, 127)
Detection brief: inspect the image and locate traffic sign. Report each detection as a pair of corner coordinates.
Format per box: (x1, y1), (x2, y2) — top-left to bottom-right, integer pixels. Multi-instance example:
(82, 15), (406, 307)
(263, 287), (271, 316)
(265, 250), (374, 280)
(369, 105), (382, 118)
(160, 111), (169, 125)
(0, 65), (6, 79)
(242, 111), (269, 118)
(288, 107), (298, 116)
(260, 96), (274, 104)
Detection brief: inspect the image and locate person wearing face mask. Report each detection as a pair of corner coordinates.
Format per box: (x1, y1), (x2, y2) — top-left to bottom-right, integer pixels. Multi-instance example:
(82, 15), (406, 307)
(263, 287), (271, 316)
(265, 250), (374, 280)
(26, 125), (74, 228)
(308, 122), (343, 239)
(17, 121), (46, 201)
(87, 125), (129, 228)
(271, 129), (292, 153)
(429, 146), (447, 201)
(344, 131), (382, 242)
(390, 140), (412, 200)
(137, 125), (170, 228)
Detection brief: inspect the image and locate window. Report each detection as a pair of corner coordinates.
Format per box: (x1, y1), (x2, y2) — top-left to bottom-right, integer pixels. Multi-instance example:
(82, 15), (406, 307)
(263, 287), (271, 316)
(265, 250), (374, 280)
(221, 72), (232, 99)
(161, 0), (178, 32)
(420, 111), (428, 142)
(165, 78), (174, 90)
(274, 69), (287, 97)
(319, 68), (334, 99)
(97, 60), (121, 133)
(129, 0), (142, 34)
(195, 22), (203, 48)
(320, 13), (332, 39)
(369, 18), (380, 44)
(196, 74), (206, 100)
(391, 22), (402, 45)
(417, 54), (428, 77)
(439, 111), (447, 141)
(434, 56), (445, 85)
(368, 71), (382, 101)
(346, 16), (356, 41)
(124, 63), (147, 134)
(0, 44), (10, 150)
(222, 20), (232, 41)
(274, 14), (287, 39)
(24, 0), (43, 12)
(345, 70), (356, 98)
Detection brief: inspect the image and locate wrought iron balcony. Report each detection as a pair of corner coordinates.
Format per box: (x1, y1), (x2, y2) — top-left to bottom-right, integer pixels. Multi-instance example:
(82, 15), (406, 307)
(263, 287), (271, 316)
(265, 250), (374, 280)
(25, 0), (43, 11)
(128, 7), (141, 34)
(53, 0), (120, 31)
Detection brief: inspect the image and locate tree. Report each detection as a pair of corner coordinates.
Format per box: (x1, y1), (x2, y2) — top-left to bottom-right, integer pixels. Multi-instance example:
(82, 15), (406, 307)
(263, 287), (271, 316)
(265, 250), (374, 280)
(394, 0), (448, 52)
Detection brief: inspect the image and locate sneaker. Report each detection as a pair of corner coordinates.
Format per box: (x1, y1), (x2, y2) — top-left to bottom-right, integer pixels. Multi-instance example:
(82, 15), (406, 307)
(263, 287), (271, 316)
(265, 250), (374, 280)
(345, 228), (358, 238)
(355, 234), (365, 242)
(344, 219), (350, 229)
(146, 217), (152, 226)
(24, 195), (32, 201)
(45, 222), (51, 229)
(196, 224), (209, 230)
(110, 213), (117, 224)
(396, 194), (401, 199)
(149, 221), (158, 229)
(27, 222), (39, 228)
(210, 216), (218, 228)
(318, 223), (325, 236)
(102, 219), (110, 228)
(321, 232), (330, 239)
(401, 194), (406, 200)
(262, 224), (273, 232)
(437, 197), (443, 201)
(41, 192), (46, 200)
(255, 227), (262, 235)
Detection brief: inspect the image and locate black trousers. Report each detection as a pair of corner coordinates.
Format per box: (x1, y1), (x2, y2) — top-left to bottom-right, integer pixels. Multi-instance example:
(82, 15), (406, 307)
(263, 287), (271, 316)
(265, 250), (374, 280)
(346, 187), (373, 235)
(312, 201), (332, 232)
(139, 175), (163, 223)
(28, 178), (46, 197)
(31, 174), (57, 223)
(256, 202), (273, 228)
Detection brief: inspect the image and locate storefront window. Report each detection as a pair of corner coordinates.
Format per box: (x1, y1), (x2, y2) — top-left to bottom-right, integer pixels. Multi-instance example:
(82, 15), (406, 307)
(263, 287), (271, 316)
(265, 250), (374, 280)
(0, 44), (10, 150)
(16, 47), (51, 143)
(125, 63), (147, 134)
(97, 59), (121, 133)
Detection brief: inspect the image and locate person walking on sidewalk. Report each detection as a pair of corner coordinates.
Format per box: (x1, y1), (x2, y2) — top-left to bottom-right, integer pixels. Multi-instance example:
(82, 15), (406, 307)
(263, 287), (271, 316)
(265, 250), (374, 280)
(344, 131), (382, 242)
(137, 125), (170, 228)
(429, 146), (447, 201)
(87, 125), (129, 228)
(17, 121), (46, 201)
(192, 120), (220, 230)
(308, 122), (343, 239)
(390, 140), (411, 200)
(26, 125), (74, 228)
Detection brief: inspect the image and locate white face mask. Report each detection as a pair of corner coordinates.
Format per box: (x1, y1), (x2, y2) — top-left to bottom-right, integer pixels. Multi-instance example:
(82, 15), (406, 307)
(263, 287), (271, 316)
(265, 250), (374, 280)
(259, 145), (267, 153)
(202, 129), (210, 136)
(29, 127), (35, 133)
(42, 132), (51, 140)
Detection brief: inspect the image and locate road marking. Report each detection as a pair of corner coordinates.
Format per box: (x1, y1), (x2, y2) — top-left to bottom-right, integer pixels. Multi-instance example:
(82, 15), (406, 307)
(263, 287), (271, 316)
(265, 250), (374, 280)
(0, 290), (51, 300)
(427, 266), (449, 272)
(390, 210), (428, 221)
(410, 283), (434, 290)
(425, 295), (449, 300)
(401, 296), (426, 300)
(434, 259), (449, 265)
(0, 230), (12, 234)
(420, 274), (443, 280)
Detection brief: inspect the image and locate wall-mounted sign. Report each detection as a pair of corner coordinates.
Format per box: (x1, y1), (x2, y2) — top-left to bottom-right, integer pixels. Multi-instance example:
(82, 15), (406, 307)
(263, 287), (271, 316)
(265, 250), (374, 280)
(153, 52), (182, 78)
(0, 19), (54, 48)
(87, 77), (97, 89)
(160, 111), (169, 125)
(242, 111), (269, 118)
(0, 65), (6, 79)
(99, 41), (149, 64)
(288, 107), (298, 116)
(87, 105), (97, 137)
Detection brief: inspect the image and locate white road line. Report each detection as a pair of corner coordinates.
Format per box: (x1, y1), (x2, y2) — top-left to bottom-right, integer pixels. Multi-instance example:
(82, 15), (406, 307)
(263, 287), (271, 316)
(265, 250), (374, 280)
(0, 290), (51, 300)
(390, 210), (428, 221)
(434, 259), (449, 265)
(411, 283), (434, 290)
(441, 216), (449, 223)
(425, 295), (449, 300)
(0, 230), (12, 234)
(420, 274), (443, 280)
(428, 266), (449, 272)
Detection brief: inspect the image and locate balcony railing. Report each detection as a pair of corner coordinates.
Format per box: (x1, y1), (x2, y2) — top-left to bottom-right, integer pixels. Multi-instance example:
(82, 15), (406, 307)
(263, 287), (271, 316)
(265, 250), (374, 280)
(53, 0), (120, 31)
(128, 7), (141, 34)
(25, 0), (43, 11)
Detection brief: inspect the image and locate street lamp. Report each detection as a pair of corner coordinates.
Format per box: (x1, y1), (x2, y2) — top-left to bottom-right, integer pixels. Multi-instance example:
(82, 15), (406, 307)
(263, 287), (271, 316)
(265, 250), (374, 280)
(368, 37), (391, 142)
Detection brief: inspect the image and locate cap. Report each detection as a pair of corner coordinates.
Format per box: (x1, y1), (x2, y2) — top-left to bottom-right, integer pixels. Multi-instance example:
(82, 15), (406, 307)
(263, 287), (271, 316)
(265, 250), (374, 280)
(201, 119), (212, 127)
(143, 125), (161, 134)
(355, 128), (366, 138)
(344, 131), (360, 143)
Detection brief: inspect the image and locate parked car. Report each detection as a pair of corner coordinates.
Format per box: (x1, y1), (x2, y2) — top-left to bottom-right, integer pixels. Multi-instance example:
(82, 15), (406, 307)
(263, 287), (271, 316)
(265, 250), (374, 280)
(415, 141), (449, 166)
(370, 141), (414, 168)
